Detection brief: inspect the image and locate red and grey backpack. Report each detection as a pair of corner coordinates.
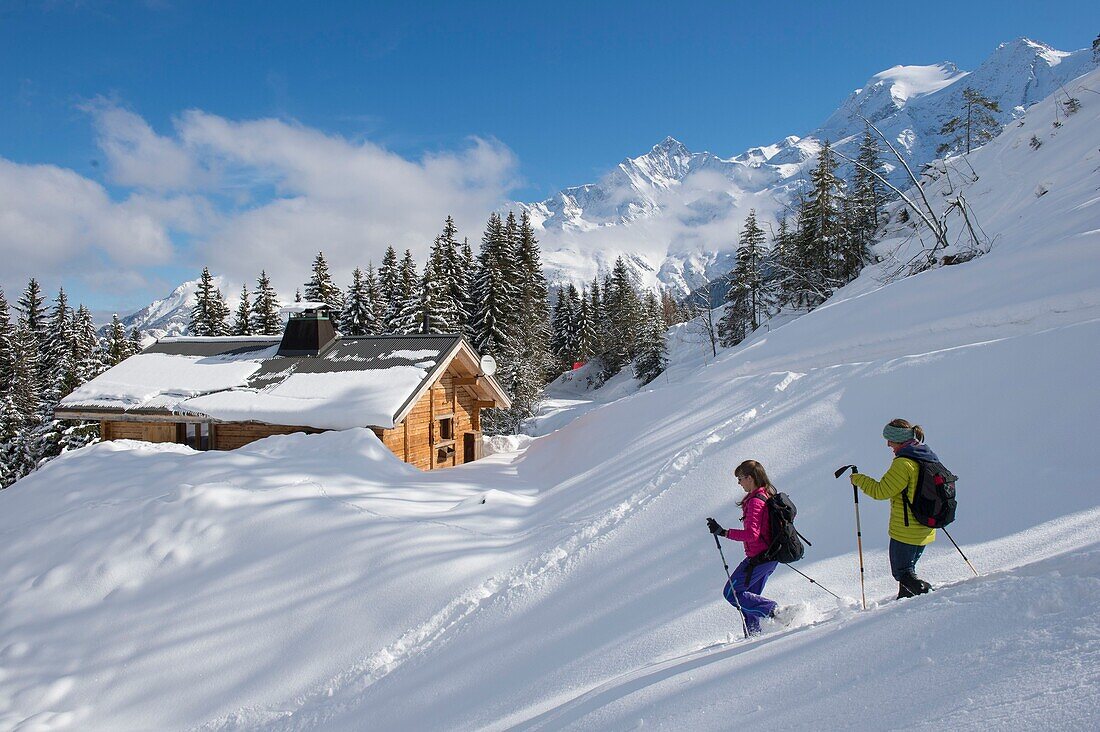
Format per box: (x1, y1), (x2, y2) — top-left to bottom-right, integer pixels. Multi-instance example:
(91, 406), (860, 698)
(900, 457), (958, 528)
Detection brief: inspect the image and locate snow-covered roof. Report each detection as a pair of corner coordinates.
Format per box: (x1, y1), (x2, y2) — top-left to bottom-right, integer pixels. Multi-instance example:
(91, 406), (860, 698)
(56, 334), (509, 430)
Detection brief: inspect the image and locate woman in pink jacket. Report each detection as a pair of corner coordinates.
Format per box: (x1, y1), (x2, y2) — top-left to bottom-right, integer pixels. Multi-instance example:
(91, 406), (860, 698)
(707, 459), (779, 635)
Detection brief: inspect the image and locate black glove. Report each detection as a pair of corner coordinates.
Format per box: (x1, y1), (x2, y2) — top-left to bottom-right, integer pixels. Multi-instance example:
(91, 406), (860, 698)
(706, 517), (725, 535)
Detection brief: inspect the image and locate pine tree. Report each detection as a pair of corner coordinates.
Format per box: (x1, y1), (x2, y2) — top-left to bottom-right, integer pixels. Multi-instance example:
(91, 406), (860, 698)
(42, 288), (77, 404)
(598, 257), (645, 378)
(718, 276), (751, 348)
(578, 286), (596, 361)
(937, 87), (1002, 156)
(378, 246), (400, 332)
(304, 251), (345, 326)
(189, 267), (230, 336)
(634, 290), (669, 385)
(15, 277), (48, 342)
(420, 257), (461, 334)
(105, 314), (129, 366)
(2, 319), (43, 484)
(733, 210), (773, 331)
(364, 264), (385, 334)
(126, 328), (142, 356)
(71, 305), (102, 386)
(513, 211), (554, 379)
(0, 288), (14, 396)
(231, 285), (252, 336)
(391, 254), (425, 334)
(431, 216), (467, 331)
(457, 237), (476, 341)
(798, 142), (846, 306)
(550, 287), (573, 370)
(470, 214), (516, 357)
(341, 267), (378, 336)
(250, 270), (283, 335)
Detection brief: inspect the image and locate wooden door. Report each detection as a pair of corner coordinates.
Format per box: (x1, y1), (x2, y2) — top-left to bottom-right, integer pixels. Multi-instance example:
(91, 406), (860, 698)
(142, 423), (178, 443)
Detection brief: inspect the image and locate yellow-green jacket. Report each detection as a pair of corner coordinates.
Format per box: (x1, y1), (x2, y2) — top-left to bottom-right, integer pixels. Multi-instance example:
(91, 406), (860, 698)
(852, 457), (936, 546)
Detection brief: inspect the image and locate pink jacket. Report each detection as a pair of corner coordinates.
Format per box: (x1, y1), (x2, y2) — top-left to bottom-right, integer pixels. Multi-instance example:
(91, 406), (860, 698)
(724, 488), (772, 557)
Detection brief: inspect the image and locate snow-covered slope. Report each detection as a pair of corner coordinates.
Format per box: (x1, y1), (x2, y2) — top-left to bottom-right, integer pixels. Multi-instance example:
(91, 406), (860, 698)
(2, 62), (1100, 731)
(530, 38), (1095, 297)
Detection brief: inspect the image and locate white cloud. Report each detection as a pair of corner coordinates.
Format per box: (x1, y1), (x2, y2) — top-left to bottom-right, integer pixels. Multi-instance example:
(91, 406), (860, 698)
(0, 158), (178, 298)
(3, 103), (521, 308)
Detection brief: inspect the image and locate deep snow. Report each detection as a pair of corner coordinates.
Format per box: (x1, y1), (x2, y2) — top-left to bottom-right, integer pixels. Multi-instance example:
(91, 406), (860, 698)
(2, 65), (1100, 731)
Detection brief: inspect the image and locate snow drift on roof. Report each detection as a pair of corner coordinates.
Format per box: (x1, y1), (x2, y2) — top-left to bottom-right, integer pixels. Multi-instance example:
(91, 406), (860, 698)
(177, 366), (429, 430)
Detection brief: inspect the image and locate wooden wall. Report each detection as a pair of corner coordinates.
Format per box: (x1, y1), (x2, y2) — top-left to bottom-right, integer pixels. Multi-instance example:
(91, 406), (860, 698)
(213, 423), (323, 451)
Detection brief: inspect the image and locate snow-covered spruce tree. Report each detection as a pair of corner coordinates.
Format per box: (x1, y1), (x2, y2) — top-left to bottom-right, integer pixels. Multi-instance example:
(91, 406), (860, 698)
(189, 267), (230, 336)
(578, 286), (597, 362)
(430, 216), (468, 332)
(634, 290), (669, 385)
(250, 270), (282, 335)
(304, 251), (345, 327)
(470, 213), (517, 358)
(457, 237), (476, 341)
(341, 267), (378, 336)
(797, 141), (846, 307)
(42, 288), (77, 405)
(71, 305), (102, 386)
(15, 278), (48, 393)
(597, 257), (645, 379)
(104, 314), (129, 366)
(231, 285), (252, 336)
(126, 328), (143, 356)
(2, 319), (44, 485)
(513, 211), (555, 380)
(718, 276), (751, 348)
(416, 256), (461, 334)
(0, 288), (14, 398)
(365, 264), (385, 334)
(378, 246), (400, 332)
(550, 286), (574, 370)
(937, 87), (1002, 156)
(852, 127), (885, 234)
(390, 253), (426, 335)
(733, 210), (775, 332)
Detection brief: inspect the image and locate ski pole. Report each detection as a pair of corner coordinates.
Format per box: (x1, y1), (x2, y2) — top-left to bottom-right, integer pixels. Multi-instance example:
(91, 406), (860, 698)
(834, 464), (867, 610)
(782, 563), (842, 600)
(712, 532), (750, 638)
(941, 527), (979, 577)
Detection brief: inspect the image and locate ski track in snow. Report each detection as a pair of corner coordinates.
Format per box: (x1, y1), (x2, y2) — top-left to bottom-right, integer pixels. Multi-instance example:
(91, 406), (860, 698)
(200, 378), (799, 731)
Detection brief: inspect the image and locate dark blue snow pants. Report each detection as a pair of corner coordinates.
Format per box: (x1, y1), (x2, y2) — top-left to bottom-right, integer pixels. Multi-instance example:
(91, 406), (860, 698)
(723, 556), (779, 634)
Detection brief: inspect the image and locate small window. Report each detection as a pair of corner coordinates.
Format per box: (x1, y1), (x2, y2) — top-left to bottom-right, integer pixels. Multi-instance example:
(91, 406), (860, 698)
(185, 422), (211, 451)
(437, 444), (455, 464)
(439, 417), (454, 441)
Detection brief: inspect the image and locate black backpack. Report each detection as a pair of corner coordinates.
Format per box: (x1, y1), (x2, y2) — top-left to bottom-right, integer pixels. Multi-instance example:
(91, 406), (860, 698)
(752, 492), (809, 565)
(900, 458), (958, 528)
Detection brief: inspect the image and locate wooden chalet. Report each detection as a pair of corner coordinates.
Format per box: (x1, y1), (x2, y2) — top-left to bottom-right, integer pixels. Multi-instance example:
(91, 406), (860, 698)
(54, 305), (510, 470)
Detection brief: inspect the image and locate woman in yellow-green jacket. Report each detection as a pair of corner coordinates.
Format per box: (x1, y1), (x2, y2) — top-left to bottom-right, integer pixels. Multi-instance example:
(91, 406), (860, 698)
(850, 418), (937, 599)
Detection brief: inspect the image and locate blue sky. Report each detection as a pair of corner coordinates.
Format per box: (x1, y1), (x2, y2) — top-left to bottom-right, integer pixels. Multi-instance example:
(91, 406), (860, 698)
(0, 0), (1094, 313)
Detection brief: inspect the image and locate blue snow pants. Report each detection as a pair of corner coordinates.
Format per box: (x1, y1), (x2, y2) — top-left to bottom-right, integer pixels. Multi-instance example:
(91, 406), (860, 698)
(723, 556), (779, 634)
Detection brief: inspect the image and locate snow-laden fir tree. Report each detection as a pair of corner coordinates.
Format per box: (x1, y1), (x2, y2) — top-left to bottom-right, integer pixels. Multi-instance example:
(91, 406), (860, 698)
(799, 141), (846, 306)
(71, 305), (103, 388)
(15, 278), (48, 393)
(42, 288), (77, 404)
(598, 257), (645, 378)
(937, 87), (1002, 156)
(634, 290), (669, 385)
(718, 276), (751, 348)
(430, 216), (468, 332)
(513, 211), (554, 380)
(231, 285), (252, 336)
(127, 328), (142, 356)
(470, 213), (517, 358)
(342, 267), (379, 336)
(550, 286), (575, 370)
(363, 265), (384, 333)
(578, 286), (597, 362)
(304, 251), (345, 327)
(250, 270), (282, 335)
(378, 246), (400, 332)
(419, 257), (461, 334)
(1, 319), (43, 486)
(457, 237), (476, 341)
(189, 267), (230, 336)
(733, 210), (775, 332)
(0, 288), (13, 397)
(390, 253), (425, 335)
(104, 314), (130, 366)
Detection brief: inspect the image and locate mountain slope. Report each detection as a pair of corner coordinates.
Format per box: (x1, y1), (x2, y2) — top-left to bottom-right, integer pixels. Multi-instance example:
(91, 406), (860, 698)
(2, 56), (1099, 732)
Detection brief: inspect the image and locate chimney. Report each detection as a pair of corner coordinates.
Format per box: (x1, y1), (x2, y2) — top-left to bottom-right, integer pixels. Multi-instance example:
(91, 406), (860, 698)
(277, 302), (337, 357)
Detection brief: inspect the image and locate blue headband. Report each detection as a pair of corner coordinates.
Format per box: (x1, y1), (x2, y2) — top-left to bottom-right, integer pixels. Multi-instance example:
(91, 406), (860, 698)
(883, 424), (915, 443)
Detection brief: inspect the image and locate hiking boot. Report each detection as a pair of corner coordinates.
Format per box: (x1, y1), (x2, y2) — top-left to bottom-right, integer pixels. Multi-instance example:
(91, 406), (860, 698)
(898, 574), (932, 598)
